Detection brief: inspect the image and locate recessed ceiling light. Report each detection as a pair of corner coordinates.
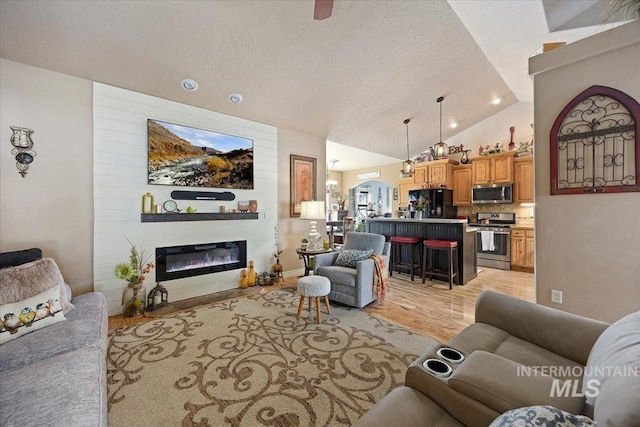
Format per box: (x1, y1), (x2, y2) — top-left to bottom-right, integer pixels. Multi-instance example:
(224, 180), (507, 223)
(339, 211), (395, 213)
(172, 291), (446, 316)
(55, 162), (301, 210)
(491, 97), (502, 105)
(449, 121), (458, 129)
(180, 79), (199, 91)
(228, 93), (243, 104)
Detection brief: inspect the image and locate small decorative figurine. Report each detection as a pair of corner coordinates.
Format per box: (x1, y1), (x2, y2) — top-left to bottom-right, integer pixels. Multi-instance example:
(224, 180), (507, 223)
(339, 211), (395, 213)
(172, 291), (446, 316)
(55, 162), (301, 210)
(508, 126), (516, 151)
(247, 260), (256, 287)
(239, 269), (248, 289)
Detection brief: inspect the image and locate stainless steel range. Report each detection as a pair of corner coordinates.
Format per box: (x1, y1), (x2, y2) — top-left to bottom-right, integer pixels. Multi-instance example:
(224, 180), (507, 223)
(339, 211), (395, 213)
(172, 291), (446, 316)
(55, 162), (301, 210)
(471, 212), (515, 270)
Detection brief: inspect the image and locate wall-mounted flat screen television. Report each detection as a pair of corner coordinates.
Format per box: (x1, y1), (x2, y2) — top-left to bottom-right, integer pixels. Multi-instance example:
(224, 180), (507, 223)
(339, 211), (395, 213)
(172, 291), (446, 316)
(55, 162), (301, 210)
(147, 119), (254, 189)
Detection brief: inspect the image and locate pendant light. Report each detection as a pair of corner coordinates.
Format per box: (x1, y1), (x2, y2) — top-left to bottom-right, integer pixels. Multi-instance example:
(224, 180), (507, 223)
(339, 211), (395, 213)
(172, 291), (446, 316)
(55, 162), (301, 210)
(401, 118), (415, 176)
(433, 96), (448, 159)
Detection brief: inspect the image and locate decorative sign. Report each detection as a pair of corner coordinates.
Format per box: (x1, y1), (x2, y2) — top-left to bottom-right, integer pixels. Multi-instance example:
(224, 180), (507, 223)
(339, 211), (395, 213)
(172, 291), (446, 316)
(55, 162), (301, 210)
(357, 171), (381, 180)
(448, 144), (464, 154)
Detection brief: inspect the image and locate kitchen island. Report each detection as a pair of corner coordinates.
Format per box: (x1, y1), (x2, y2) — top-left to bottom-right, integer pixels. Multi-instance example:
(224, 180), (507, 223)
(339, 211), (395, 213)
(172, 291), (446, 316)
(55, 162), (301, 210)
(367, 218), (477, 285)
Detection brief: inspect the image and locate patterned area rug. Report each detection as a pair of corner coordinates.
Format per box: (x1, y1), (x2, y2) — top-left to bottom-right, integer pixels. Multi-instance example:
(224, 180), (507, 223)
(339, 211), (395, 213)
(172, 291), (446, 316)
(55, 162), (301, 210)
(107, 287), (438, 426)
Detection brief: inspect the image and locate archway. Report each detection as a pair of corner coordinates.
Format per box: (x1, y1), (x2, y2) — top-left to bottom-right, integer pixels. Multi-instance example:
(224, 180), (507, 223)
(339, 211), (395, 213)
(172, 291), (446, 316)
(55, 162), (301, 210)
(348, 180), (393, 219)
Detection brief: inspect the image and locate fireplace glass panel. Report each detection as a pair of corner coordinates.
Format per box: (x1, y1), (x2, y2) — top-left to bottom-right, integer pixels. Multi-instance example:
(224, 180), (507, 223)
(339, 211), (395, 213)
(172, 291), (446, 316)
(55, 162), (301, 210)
(156, 240), (247, 281)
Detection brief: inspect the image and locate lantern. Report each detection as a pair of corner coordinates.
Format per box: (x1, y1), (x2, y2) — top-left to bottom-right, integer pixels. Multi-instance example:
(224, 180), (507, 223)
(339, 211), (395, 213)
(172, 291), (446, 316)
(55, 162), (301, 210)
(146, 282), (168, 311)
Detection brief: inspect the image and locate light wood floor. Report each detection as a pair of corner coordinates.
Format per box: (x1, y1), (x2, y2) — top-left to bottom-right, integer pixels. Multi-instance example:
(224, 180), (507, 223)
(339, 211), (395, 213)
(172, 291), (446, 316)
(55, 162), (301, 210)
(108, 268), (535, 343)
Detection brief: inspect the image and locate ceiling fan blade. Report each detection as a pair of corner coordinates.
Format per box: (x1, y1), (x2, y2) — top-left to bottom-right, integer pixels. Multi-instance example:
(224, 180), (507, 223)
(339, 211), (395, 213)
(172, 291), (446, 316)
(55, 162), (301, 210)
(314, 0), (334, 20)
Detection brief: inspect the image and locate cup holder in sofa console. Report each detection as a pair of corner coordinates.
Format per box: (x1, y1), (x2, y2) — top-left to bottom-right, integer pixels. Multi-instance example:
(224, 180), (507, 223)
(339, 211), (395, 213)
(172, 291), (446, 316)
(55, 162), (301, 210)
(436, 347), (465, 364)
(423, 359), (453, 378)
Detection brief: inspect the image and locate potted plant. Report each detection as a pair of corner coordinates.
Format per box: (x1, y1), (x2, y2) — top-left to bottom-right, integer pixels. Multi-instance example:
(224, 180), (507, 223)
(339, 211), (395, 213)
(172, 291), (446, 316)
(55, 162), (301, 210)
(411, 196), (429, 219)
(115, 238), (154, 317)
(301, 238), (309, 250)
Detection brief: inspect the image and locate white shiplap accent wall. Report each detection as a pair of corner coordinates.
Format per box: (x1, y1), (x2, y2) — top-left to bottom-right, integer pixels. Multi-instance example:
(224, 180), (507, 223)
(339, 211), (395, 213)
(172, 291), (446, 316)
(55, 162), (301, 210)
(93, 83), (278, 316)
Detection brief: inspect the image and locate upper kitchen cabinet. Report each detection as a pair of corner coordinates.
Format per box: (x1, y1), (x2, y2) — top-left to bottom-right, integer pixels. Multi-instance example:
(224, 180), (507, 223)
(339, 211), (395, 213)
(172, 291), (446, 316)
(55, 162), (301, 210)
(514, 157), (534, 203)
(471, 151), (516, 185)
(398, 177), (420, 206)
(420, 159), (459, 188)
(397, 159), (459, 205)
(452, 165), (472, 206)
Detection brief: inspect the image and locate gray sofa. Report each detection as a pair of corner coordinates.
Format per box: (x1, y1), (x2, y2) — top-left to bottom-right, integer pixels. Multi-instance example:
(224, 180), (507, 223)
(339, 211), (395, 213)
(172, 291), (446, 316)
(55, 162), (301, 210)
(354, 290), (640, 426)
(314, 232), (391, 308)
(0, 249), (108, 427)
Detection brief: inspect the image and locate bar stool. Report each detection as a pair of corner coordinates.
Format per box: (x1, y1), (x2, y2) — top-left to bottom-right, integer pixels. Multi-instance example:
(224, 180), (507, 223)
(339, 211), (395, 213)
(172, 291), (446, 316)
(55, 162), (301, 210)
(389, 236), (422, 281)
(422, 240), (459, 290)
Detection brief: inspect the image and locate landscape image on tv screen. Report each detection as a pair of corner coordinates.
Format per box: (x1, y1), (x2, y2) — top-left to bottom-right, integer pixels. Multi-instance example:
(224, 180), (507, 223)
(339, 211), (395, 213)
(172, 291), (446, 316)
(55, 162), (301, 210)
(147, 119), (254, 189)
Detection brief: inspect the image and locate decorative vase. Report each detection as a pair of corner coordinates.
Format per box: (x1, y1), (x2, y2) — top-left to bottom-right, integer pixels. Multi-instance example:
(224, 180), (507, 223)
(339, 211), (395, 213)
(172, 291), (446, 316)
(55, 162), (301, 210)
(272, 261), (284, 282)
(247, 260), (256, 287)
(122, 283), (145, 317)
(415, 210), (423, 220)
(460, 150), (471, 164)
(239, 269), (248, 288)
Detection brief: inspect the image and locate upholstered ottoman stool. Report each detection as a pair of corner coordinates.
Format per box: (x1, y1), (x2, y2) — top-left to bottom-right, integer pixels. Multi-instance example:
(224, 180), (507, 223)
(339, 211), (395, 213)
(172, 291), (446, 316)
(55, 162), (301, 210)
(296, 275), (331, 324)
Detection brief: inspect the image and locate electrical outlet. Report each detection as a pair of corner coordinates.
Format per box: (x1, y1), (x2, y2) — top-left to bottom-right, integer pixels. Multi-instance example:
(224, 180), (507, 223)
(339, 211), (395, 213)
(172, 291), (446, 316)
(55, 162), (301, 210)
(551, 290), (563, 304)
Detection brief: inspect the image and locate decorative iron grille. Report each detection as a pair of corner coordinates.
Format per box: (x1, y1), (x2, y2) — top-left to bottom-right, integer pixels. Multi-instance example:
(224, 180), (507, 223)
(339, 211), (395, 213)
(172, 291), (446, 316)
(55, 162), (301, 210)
(551, 86), (640, 195)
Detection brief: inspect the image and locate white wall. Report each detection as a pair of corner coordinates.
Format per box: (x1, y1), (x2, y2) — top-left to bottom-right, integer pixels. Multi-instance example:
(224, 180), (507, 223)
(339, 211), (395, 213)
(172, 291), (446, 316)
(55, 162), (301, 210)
(277, 129), (326, 276)
(530, 21), (640, 322)
(444, 101), (534, 162)
(0, 59), (94, 295)
(93, 83), (278, 315)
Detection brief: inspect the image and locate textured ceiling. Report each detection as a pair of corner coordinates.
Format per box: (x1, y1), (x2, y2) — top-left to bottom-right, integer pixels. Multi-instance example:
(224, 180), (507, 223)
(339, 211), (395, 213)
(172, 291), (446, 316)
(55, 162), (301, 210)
(0, 0), (621, 171)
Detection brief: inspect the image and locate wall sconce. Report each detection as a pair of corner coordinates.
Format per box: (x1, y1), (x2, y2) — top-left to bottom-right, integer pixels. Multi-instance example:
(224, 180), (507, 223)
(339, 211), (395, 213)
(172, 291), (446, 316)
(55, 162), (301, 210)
(10, 126), (36, 177)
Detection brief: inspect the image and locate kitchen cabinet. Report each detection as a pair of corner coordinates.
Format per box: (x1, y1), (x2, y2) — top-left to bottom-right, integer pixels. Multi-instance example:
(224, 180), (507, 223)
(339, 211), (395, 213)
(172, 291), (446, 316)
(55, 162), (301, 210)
(414, 164), (427, 184)
(398, 178), (420, 206)
(397, 159), (458, 205)
(452, 165), (472, 206)
(514, 157), (534, 203)
(511, 227), (534, 272)
(471, 151), (516, 185)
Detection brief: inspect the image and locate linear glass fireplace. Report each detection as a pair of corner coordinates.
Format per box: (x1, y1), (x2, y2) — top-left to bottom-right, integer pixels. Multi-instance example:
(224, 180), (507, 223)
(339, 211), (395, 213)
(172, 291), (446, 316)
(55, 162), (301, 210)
(156, 240), (247, 281)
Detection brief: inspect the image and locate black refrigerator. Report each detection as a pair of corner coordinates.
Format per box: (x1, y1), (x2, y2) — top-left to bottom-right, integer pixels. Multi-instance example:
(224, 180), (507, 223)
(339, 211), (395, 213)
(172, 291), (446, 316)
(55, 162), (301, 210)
(408, 189), (457, 219)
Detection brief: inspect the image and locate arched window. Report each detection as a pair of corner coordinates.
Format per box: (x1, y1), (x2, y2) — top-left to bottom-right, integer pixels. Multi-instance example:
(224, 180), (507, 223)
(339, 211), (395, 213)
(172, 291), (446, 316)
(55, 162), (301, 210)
(550, 85), (640, 195)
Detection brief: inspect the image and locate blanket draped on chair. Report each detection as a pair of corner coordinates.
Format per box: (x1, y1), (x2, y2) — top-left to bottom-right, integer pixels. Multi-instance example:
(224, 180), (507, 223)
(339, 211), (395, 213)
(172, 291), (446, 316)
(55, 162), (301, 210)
(371, 254), (389, 303)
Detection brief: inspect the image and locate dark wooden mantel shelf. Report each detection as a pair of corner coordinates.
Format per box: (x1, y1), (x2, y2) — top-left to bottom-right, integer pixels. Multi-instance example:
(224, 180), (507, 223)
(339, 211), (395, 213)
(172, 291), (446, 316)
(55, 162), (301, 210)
(141, 212), (259, 222)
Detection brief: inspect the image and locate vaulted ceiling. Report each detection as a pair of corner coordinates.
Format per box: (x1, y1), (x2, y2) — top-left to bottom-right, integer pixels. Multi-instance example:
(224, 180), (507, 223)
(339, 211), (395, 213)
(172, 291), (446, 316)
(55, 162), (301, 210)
(0, 0), (622, 170)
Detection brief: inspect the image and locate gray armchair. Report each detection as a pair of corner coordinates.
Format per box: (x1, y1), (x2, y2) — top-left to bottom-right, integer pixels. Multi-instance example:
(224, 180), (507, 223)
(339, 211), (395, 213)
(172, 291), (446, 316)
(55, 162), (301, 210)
(313, 232), (391, 308)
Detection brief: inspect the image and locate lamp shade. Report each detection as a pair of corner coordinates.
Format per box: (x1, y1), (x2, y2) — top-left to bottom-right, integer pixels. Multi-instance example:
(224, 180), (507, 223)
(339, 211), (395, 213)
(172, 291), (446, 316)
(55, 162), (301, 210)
(300, 200), (326, 220)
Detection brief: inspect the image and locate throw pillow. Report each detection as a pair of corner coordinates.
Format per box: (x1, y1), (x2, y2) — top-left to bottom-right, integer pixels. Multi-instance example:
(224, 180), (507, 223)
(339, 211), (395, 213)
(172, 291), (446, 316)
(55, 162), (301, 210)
(0, 284), (66, 344)
(594, 373), (640, 426)
(489, 406), (596, 427)
(582, 310), (640, 406)
(0, 248), (42, 269)
(0, 258), (74, 314)
(334, 249), (373, 268)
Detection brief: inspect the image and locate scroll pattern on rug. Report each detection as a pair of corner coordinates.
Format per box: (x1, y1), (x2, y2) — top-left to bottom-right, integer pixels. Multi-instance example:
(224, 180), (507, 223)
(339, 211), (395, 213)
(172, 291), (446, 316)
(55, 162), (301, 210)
(107, 288), (436, 426)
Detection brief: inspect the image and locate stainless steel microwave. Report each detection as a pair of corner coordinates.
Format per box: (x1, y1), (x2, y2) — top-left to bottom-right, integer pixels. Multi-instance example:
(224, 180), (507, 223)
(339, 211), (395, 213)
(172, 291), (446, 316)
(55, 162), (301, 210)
(471, 184), (513, 204)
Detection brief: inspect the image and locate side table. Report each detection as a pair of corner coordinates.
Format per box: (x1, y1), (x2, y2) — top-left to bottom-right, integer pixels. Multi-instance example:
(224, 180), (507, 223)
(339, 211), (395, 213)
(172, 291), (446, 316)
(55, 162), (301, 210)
(296, 248), (333, 276)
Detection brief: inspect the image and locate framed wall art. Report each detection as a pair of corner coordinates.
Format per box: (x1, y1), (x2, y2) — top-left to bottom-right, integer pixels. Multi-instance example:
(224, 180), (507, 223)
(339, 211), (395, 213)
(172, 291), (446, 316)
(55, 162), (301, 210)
(290, 154), (317, 217)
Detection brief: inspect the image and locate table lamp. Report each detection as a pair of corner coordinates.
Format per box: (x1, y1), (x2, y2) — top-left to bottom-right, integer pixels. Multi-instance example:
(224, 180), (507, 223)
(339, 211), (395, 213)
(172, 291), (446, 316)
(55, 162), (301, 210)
(300, 200), (325, 251)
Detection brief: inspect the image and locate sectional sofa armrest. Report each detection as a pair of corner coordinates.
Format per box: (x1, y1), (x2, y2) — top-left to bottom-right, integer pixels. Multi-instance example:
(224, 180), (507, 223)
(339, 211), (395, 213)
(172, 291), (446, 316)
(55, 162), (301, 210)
(474, 291), (609, 365)
(448, 351), (584, 416)
(313, 252), (339, 273)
